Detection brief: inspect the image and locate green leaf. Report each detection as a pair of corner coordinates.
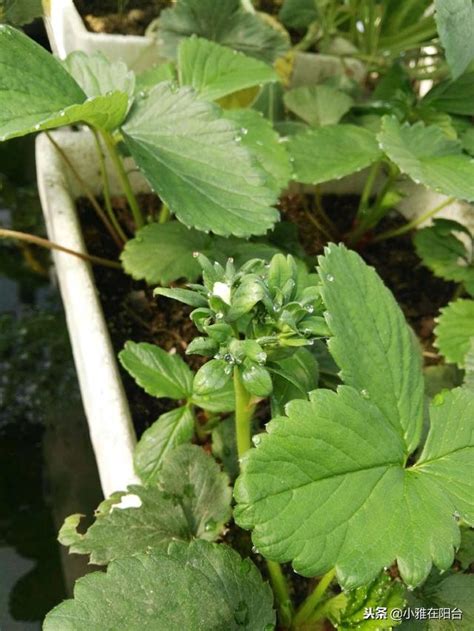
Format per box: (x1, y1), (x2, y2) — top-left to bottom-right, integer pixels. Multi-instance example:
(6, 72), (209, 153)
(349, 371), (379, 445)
(1, 0), (43, 26)
(134, 406), (195, 484)
(0, 26), (128, 137)
(284, 85), (353, 127)
(119, 341), (193, 400)
(121, 222), (212, 284)
(414, 219), (474, 295)
(58, 445), (231, 565)
(457, 528), (474, 569)
(193, 359), (232, 395)
(378, 115), (474, 201)
(288, 125), (382, 185)
(225, 109), (292, 193)
(435, 299), (474, 367)
(135, 63), (177, 94)
(279, 0), (319, 30)
(234, 246), (474, 590)
(241, 364), (273, 397)
(122, 82), (279, 237)
(178, 37), (277, 102)
(191, 380), (236, 413)
(44, 540), (275, 631)
(228, 275), (266, 321)
(154, 286), (208, 308)
(63, 51), (135, 100)
(158, 0), (289, 64)
(435, 0), (474, 79)
(423, 72), (474, 116)
(270, 347), (319, 416)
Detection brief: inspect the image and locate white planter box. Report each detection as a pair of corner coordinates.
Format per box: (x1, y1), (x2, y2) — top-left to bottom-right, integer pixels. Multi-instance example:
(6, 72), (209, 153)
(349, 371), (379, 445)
(36, 129), (472, 499)
(44, 0), (165, 72)
(35, 128), (150, 498)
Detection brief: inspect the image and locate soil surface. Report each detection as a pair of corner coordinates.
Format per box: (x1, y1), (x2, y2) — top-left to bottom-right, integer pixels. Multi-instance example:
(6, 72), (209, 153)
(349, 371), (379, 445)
(74, 0), (171, 36)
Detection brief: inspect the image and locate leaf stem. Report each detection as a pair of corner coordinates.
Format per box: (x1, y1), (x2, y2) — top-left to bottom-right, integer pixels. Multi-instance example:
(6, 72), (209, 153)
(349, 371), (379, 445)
(292, 568), (336, 628)
(233, 366), (254, 459)
(373, 196), (456, 243)
(92, 129), (128, 244)
(100, 130), (145, 229)
(159, 203), (171, 224)
(357, 161), (381, 219)
(46, 132), (124, 249)
(0, 228), (122, 269)
(266, 560), (294, 628)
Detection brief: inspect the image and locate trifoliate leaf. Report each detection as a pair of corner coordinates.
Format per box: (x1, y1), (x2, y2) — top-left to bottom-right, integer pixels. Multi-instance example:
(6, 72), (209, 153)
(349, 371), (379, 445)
(134, 406), (195, 484)
(58, 445), (231, 565)
(225, 109), (292, 193)
(178, 37), (277, 102)
(279, 0), (319, 30)
(435, 299), (474, 367)
(288, 125), (382, 184)
(44, 540), (275, 631)
(414, 219), (474, 295)
(63, 51), (135, 100)
(122, 83), (279, 237)
(0, 26), (129, 137)
(378, 116), (474, 201)
(119, 341), (193, 399)
(157, 0), (289, 64)
(435, 0), (474, 79)
(284, 85), (353, 127)
(234, 245), (474, 590)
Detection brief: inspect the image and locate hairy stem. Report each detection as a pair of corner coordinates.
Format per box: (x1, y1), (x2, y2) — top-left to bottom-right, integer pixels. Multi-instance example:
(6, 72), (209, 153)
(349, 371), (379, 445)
(92, 129), (127, 244)
(100, 130), (145, 229)
(159, 203), (171, 224)
(292, 568), (336, 628)
(356, 161), (381, 219)
(46, 132), (123, 248)
(233, 367), (254, 459)
(0, 228), (122, 269)
(373, 196), (456, 242)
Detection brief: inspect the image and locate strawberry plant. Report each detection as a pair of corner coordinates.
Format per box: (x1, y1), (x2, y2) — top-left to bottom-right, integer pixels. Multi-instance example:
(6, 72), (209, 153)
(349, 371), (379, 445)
(43, 246), (474, 630)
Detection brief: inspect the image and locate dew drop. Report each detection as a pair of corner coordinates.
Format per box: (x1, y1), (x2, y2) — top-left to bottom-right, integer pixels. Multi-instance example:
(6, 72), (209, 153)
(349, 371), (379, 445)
(361, 389), (370, 399)
(34, 124), (41, 130)
(224, 365), (233, 375)
(204, 519), (217, 532)
(256, 351), (267, 364)
(305, 304), (314, 313)
(240, 127), (248, 136)
(215, 312), (224, 320)
(252, 434), (262, 446)
(192, 251), (200, 258)
(326, 274), (335, 282)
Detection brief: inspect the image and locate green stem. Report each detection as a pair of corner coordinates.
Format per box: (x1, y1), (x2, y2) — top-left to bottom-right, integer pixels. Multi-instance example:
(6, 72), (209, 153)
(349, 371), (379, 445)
(233, 367), (254, 459)
(100, 130), (145, 229)
(92, 129), (127, 244)
(357, 161), (381, 219)
(0, 228), (122, 269)
(159, 203), (171, 224)
(267, 560), (294, 628)
(292, 569), (336, 629)
(373, 196), (456, 243)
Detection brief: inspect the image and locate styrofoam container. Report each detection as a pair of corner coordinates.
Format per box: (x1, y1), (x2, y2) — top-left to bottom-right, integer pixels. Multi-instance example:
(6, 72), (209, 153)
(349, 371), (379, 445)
(44, 0), (165, 71)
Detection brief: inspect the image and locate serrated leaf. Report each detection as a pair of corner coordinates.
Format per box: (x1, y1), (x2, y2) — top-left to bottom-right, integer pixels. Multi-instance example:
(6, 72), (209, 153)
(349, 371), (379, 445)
(435, 0), (474, 79)
(270, 347), (319, 416)
(279, 0), (319, 29)
(119, 341), (193, 400)
(414, 219), (474, 295)
(122, 82), (279, 237)
(0, 26), (129, 136)
(121, 222), (212, 284)
(59, 445), (231, 565)
(178, 37), (277, 102)
(158, 0), (289, 64)
(44, 540), (275, 631)
(435, 299), (474, 367)
(234, 245), (474, 590)
(378, 116), (474, 201)
(284, 85), (353, 127)
(134, 406), (195, 484)
(423, 72), (474, 116)
(225, 109), (292, 193)
(288, 125), (382, 185)
(63, 51), (135, 100)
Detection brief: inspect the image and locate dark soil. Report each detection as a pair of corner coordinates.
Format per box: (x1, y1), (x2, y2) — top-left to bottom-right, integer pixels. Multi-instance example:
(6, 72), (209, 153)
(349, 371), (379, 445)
(74, 0), (171, 36)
